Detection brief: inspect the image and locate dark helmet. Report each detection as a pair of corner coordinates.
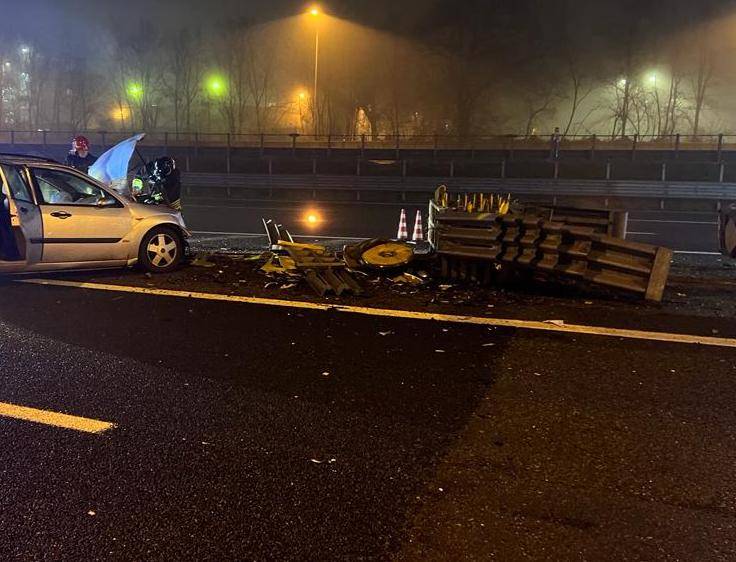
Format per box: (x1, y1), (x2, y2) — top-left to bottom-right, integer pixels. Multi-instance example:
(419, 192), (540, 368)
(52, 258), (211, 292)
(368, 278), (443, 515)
(72, 135), (90, 152)
(152, 156), (176, 181)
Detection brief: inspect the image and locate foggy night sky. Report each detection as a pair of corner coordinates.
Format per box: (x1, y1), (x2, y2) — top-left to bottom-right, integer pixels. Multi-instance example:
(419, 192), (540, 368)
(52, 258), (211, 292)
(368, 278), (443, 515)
(4, 0), (734, 53)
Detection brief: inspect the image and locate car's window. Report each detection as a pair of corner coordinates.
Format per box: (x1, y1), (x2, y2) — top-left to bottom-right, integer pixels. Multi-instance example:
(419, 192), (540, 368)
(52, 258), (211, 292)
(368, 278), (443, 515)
(1, 164), (35, 203)
(32, 168), (112, 206)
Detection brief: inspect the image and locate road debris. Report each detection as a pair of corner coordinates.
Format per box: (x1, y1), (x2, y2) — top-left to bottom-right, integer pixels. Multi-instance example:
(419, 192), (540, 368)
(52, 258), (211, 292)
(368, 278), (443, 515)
(310, 458), (337, 464)
(191, 254), (217, 268)
(391, 273), (424, 285)
(429, 186), (673, 302)
(259, 219), (363, 296)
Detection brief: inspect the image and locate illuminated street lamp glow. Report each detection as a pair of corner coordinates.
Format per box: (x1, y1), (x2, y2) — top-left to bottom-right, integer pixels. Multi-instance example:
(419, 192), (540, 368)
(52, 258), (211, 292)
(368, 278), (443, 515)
(110, 105), (131, 122)
(304, 210), (322, 225)
(126, 82), (144, 100)
(20, 46), (29, 54)
(309, 6), (320, 16)
(618, 78), (627, 87)
(206, 74), (227, 97)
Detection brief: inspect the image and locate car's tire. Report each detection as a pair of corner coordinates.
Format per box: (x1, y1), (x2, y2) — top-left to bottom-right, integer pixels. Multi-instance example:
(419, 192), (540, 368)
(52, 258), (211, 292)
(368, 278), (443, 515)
(138, 227), (183, 273)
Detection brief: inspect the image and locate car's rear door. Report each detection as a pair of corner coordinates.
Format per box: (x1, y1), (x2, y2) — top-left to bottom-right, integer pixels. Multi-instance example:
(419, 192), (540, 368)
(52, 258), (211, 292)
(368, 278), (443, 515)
(0, 164), (43, 272)
(27, 166), (135, 263)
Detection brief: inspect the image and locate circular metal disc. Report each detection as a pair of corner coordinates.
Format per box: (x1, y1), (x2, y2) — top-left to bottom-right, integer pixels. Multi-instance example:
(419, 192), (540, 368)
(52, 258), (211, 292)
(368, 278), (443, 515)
(361, 242), (414, 268)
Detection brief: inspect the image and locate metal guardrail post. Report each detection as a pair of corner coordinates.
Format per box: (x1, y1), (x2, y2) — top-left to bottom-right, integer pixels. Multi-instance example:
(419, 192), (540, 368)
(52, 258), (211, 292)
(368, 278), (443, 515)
(674, 133), (680, 158)
(661, 162), (667, 182)
(553, 161), (559, 179)
(395, 135), (400, 160)
(360, 134), (366, 158)
(501, 158), (506, 179)
(402, 160), (408, 178)
(260, 133), (265, 157)
(631, 134), (638, 161)
(226, 133), (231, 174)
(268, 158), (273, 175)
(450, 160), (455, 177)
(10, 130), (14, 145)
(356, 159), (361, 176)
(290, 133), (298, 156)
(590, 134), (596, 160)
(42, 131), (47, 146)
(717, 133), (724, 163)
(720, 162), (726, 183)
(606, 160), (612, 180)
(611, 211), (629, 239)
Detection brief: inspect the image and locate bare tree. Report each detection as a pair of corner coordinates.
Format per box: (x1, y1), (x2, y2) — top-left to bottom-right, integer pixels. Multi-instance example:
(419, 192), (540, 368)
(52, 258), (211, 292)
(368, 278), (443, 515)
(689, 24), (716, 137)
(162, 29), (203, 135)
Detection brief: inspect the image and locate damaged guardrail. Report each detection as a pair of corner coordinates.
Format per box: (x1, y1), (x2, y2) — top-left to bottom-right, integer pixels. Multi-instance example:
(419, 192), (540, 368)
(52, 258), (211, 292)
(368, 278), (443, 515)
(429, 187), (673, 301)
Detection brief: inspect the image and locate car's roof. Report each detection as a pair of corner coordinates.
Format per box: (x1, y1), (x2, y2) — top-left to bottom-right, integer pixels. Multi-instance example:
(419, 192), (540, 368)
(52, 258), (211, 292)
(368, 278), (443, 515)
(0, 153), (60, 166)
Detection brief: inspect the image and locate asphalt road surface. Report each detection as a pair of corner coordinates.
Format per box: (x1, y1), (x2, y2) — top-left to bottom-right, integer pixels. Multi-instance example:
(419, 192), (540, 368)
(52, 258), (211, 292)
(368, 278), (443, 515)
(182, 200), (721, 254)
(1, 275), (736, 560)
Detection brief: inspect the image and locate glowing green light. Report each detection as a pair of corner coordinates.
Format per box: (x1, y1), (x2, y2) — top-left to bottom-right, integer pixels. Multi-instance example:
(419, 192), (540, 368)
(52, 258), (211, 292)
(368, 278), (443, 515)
(127, 82), (144, 100)
(206, 75), (227, 97)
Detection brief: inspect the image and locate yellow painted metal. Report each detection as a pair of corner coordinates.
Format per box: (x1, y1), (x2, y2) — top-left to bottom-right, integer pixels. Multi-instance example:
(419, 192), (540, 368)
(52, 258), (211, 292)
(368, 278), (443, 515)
(361, 242), (414, 268)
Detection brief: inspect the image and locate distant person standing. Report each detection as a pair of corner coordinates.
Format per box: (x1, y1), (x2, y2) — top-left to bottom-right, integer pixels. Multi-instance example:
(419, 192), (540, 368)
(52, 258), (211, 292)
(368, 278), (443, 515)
(550, 127), (562, 160)
(66, 135), (97, 174)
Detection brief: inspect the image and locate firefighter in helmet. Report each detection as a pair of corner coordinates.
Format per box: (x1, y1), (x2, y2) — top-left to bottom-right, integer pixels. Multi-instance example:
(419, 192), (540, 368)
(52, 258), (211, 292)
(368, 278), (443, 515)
(65, 135), (97, 174)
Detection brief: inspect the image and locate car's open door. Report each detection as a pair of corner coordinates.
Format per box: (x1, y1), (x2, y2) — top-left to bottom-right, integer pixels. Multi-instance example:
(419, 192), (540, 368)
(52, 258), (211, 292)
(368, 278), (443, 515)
(0, 164), (43, 273)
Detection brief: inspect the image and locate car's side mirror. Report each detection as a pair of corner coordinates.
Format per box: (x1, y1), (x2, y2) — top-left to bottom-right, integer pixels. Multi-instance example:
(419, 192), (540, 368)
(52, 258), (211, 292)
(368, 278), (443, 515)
(96, 197), (116, 208)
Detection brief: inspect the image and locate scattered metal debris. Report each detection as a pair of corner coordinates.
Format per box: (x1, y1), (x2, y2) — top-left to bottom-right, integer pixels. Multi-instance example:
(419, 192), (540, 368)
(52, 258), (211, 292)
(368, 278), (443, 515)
(428, 188), (673, 302)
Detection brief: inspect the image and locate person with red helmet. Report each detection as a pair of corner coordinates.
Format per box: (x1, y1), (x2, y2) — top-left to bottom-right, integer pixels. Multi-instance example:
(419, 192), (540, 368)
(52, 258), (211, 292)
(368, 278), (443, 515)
(66, 135), (97, 174)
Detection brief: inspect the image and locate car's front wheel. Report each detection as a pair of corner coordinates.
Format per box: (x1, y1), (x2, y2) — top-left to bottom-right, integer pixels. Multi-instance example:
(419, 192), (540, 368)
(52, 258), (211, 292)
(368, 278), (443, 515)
(138, 227), (183, 273)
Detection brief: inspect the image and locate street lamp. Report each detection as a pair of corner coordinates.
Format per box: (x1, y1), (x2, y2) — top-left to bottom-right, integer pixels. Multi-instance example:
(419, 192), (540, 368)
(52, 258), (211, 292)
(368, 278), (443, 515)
(308, 6), (321, 135)
(206, 74), (226, 97)
(126, 82), (144, 101)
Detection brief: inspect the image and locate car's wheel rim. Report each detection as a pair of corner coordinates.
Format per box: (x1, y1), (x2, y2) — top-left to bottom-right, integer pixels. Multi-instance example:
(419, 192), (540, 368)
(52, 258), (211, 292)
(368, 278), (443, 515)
(147, 233), (178, 268)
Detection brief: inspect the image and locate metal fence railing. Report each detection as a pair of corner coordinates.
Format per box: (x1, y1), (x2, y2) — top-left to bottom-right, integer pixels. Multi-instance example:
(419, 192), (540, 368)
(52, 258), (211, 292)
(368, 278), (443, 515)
(0, 130), (734, 154)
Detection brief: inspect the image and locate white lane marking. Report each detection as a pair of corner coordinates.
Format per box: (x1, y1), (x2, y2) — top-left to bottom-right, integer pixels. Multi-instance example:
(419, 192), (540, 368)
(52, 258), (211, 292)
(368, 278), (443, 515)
(674, 251), (723, 255)
(629, 219), (719, 225)
(193, 231), (264, 237)
(0, 401), (115, 434)
(192, 230), (367, 241)
(627, 232), (657, 236)
(19, 279), (736, 349)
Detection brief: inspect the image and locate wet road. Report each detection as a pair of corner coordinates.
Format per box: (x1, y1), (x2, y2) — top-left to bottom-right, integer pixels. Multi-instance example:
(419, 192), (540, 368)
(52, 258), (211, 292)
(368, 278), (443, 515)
(1, 276), (735, 560)
(181, 200), (721, 254)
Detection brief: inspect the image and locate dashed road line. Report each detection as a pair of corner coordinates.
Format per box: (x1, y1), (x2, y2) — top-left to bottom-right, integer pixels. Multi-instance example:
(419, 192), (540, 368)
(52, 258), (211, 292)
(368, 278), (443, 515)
(19, 278), (736, 349)
(0, 401), (115, 434)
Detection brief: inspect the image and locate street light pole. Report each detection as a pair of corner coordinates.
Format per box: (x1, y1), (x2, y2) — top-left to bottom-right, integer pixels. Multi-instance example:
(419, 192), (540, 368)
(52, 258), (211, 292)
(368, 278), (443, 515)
(310, 8), (321, 137)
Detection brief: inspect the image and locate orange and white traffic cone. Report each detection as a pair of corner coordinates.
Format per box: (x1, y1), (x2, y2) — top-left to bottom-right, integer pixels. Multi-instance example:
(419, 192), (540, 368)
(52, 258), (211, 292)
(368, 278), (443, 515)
(397, 208), (408, 240)
(412, 210), (423, 241)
